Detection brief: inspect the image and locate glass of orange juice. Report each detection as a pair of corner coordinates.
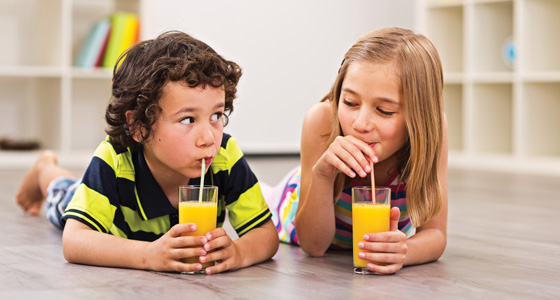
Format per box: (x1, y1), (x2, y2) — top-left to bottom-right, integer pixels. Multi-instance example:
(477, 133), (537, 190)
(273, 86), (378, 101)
(352, 186), (391, 275)
(178, 185), (218, 274)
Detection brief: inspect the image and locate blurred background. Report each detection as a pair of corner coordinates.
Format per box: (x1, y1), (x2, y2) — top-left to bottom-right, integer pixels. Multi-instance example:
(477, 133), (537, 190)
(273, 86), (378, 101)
(1, 0), (559, 182)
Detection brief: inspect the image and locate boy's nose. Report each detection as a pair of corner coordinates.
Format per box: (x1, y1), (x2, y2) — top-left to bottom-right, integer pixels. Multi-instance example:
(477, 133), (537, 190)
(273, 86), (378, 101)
(195, 125), (215, 147)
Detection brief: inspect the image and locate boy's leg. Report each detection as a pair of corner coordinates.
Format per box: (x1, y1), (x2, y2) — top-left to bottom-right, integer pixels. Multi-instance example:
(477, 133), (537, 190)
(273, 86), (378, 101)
(16, 150), (75, 215)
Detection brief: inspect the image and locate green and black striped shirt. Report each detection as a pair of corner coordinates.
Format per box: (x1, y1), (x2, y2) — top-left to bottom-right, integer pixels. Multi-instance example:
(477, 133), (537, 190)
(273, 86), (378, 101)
(62, 133), (271, 241)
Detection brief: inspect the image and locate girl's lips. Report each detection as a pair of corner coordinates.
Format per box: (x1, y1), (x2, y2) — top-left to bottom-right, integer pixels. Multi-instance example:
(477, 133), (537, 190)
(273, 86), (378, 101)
(368, 143), (377, 148)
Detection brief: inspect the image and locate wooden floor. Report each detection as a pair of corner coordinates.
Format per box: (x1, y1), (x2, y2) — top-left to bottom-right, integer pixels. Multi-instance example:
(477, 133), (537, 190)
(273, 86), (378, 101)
(1, 162), (559, 299)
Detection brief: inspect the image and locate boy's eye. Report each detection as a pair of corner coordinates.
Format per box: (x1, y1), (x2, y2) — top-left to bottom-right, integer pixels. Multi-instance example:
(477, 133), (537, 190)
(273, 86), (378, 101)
(180, 117), (194, 125)
(377, 108), (394, 116)
(211, 112), (223, 122)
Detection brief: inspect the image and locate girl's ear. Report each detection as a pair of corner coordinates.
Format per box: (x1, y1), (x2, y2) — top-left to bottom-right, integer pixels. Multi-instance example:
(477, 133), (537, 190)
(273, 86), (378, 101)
(125, 110), (143, 143)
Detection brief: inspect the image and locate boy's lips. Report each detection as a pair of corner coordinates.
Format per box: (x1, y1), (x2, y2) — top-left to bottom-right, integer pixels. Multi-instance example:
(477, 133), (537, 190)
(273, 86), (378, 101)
(200, 157), (214, 165)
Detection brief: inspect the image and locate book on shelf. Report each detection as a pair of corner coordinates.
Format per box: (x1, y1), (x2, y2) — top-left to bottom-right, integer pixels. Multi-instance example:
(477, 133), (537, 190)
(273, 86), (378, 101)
(102, 12), (140, 69)
(74, 12), (140, 69)
(74, 17), (111, 68)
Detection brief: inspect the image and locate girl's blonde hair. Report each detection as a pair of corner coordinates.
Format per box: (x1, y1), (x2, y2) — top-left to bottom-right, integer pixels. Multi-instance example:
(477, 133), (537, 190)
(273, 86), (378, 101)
(321, 27), (444, 227)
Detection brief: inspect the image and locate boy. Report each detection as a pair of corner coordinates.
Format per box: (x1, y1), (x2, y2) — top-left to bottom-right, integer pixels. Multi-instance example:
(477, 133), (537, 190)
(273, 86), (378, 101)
(16, 31), (279, 274)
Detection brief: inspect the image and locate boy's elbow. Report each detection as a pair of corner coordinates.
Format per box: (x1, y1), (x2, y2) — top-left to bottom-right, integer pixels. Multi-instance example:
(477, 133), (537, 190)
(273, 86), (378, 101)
(62, 235), (76, 263)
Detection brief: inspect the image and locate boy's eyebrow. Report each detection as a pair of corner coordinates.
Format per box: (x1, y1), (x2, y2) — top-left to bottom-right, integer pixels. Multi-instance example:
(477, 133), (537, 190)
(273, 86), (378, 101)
(174, 103), (225, 115)
(341, 87), (400, 106)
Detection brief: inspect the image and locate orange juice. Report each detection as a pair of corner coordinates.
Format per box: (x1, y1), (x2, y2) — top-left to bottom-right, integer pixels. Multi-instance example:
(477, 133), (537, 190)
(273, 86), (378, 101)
(352, 203), (390, 268)
(179, 201), (217, 266)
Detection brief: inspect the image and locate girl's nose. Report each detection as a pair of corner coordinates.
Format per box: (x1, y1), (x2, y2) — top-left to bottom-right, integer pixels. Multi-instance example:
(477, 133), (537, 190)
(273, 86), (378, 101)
(352, 108), (375, 133)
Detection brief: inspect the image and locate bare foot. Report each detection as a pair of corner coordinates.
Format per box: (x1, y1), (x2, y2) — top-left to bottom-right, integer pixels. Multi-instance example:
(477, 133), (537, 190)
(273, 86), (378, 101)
(15, 150), (58, 215)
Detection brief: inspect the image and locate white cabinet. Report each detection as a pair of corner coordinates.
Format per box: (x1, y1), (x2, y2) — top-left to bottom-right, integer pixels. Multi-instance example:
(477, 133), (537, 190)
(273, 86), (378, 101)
(417, 0), (560, 176)
(0, 0), (144, 168)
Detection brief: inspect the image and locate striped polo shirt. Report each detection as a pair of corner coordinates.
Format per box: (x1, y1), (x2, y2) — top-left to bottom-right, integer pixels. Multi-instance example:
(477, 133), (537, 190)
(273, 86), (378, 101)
(62, 133), (271, 241)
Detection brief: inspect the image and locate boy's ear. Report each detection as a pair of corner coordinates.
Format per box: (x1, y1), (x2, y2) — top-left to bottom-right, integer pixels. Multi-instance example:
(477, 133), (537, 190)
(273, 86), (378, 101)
(125, 110), (143, 143)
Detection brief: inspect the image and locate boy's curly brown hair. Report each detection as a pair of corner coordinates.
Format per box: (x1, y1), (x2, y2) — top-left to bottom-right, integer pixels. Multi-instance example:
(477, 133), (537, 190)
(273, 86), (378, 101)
(105, 31), (242, 150)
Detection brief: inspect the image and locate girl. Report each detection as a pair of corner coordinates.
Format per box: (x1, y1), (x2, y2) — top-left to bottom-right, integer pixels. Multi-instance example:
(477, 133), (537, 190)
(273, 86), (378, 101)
(268, 27), (448, 274)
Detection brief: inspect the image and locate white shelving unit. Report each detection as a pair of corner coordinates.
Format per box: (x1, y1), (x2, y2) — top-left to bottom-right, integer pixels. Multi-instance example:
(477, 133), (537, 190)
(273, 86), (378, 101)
(0, 0), (145, 169)
(417, 0), (560, 176)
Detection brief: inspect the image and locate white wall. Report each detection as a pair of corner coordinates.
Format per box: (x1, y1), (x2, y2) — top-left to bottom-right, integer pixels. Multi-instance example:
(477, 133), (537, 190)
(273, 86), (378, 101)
(143, 0), (416, 154)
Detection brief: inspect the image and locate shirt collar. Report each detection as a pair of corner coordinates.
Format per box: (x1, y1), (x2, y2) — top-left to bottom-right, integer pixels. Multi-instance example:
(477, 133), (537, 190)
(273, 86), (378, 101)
(132, 148), (178, 220)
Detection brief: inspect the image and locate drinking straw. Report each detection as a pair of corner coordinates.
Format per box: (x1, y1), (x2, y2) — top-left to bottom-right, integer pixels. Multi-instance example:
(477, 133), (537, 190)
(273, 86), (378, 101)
(199, 158), (205, 203)
(370, 160), (375, 203)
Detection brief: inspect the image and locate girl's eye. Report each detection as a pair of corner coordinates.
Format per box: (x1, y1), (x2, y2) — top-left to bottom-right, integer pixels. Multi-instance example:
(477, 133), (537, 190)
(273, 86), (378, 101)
(180, 117), (194, 125)
(343, 99), (357, 107)
(211, 112), (223, 122)
(377, 108), (394, 116)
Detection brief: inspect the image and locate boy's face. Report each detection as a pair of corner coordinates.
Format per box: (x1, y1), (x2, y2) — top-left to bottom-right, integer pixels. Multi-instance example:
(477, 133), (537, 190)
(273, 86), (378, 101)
(143, 81), (225, 184)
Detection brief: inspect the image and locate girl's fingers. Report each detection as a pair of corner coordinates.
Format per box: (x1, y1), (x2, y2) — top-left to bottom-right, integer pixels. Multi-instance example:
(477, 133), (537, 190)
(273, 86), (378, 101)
(326, 151), (357, 178)
(389, 207), (401, 231)
(347, 135), (378, 165)
(358, 250), (405, 266)
(331, 137), (368, 177)
(366, 262), (402, 275)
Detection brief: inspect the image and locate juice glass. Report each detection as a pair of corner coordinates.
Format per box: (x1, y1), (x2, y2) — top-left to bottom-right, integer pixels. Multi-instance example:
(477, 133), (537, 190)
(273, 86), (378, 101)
(352, 186), (391, 275)
(178, 185), (218, 274)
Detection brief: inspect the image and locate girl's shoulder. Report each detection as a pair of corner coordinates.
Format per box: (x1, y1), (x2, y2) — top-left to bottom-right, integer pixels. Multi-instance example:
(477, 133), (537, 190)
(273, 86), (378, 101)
(302, 101), (333, 130)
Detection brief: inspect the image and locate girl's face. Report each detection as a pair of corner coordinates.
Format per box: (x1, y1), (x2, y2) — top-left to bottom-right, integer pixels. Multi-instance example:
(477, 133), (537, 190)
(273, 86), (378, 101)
(338, 61), (408, 163)
(142, 81), (225, 184)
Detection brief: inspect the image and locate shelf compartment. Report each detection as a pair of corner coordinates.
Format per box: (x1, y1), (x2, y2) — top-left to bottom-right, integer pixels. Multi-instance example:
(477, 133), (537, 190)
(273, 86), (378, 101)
(443, 83), (463, 152)
(471, 0), (513, 72)
(0, 77), (61, 150)
(471, 83), (513, 154)
(70, 78), (112, 151)
(426, 5), (464, 73)
(523, 0), (560, 72)
(522, 82), (560, 157)
(0, 0), (63, 67)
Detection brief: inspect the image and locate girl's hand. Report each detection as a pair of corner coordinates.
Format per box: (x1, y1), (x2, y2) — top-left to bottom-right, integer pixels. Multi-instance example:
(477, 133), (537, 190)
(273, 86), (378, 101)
(314, 135), (378, 180)
(357, 207), (408, 274)
(144, 223), (207, 272)
(198, 228), (241, 275)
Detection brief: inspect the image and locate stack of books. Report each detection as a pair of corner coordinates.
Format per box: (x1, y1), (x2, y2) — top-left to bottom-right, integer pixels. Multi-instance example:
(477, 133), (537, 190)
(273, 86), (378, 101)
(74, 12), (140, 69)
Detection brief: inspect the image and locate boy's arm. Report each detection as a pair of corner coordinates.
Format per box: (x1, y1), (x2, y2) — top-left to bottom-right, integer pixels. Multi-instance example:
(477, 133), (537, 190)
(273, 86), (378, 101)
(232, 219), (279, 268)
(201, 219), (278, 274)
(62, 219), (207, 272)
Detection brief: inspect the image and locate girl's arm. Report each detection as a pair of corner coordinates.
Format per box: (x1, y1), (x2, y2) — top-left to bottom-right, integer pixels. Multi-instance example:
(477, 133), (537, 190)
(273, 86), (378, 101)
(62, 219), (207, 272)
(295, 103), (338, 256)
(403, 115), (449, 265)
(295, 103), (374, 257)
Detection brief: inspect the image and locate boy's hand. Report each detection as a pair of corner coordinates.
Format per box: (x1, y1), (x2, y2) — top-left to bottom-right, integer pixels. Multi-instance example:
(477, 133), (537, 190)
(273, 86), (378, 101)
(198, 227), (241, 275)
(144, 223), (207, 272)
(357, 207), (408, 274)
